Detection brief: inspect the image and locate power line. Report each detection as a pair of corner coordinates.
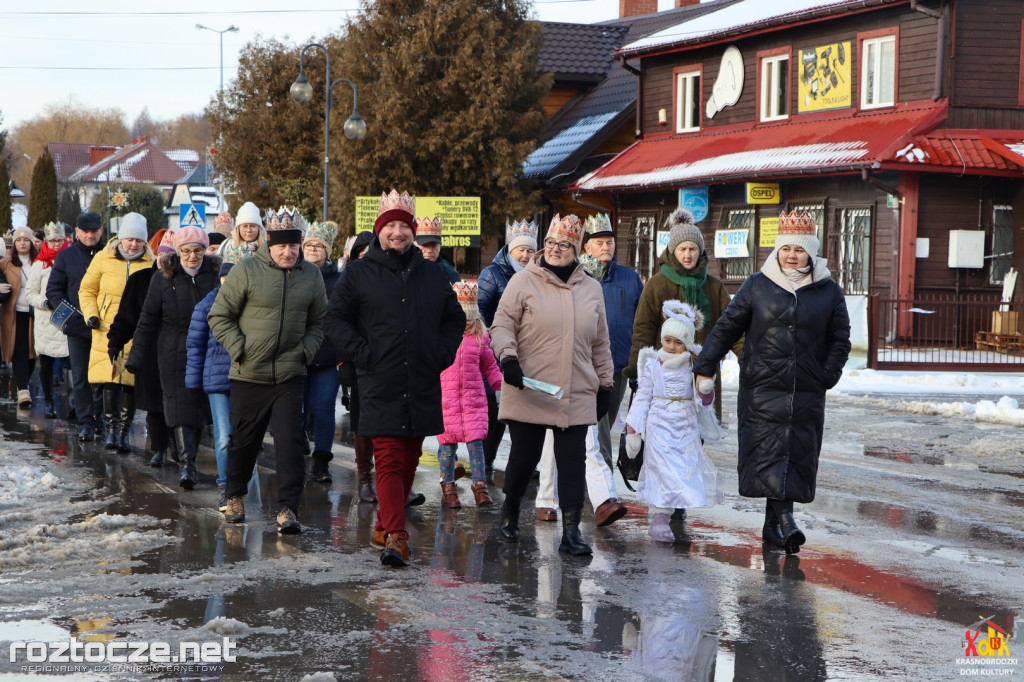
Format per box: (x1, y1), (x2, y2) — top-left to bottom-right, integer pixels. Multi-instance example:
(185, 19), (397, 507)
(0, 65), (229, 71)
(0, 9), (359, 16)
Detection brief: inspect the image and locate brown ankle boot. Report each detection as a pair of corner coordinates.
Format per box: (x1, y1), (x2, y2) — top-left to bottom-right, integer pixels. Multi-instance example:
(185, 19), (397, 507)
(440, 481), (461, 509)
(354, 436), (377, 503)
(471, 480), (493, 508)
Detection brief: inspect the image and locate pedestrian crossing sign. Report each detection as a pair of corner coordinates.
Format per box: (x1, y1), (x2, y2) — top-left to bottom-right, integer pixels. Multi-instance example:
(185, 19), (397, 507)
(180, 203), (206, 227)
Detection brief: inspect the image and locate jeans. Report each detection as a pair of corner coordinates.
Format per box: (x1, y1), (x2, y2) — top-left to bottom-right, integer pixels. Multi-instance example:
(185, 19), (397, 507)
(208, 392), (232, 488)
(303, 366), (339, 454)
(438, 440), (485, 483)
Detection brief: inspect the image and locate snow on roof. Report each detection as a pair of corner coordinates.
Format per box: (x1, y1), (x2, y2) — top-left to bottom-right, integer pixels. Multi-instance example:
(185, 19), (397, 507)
(621, 0), (891, 55)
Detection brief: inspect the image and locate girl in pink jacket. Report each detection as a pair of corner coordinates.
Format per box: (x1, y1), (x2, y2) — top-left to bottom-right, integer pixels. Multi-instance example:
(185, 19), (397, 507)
(438, 282), (503, 509)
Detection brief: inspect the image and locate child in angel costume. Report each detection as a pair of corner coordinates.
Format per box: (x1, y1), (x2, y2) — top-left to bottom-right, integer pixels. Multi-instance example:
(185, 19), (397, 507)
(624, 300), (724, 542)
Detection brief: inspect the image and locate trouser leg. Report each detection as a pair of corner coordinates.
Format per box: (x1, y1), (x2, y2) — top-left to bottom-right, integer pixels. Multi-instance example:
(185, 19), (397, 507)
(536, 430), (558, 508)
(596, 372), (627, 471)
(372, 436), (424, 535)
(482, 387), (505, 471)
(503, 421), (548, 501)
(225, 380), (274, 500)
(268, 376), (306, 513)
(67, 336), (96, 427)
(584, 423), (617, 506)
(552, 425), (588, 511)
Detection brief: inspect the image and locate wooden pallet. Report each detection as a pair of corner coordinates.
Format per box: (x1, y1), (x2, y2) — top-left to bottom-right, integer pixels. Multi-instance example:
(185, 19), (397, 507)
(975, 331), (1024, 353)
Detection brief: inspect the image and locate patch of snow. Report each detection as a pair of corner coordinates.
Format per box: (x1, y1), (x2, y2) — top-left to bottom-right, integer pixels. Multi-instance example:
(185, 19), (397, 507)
(203, 617), (251, 636)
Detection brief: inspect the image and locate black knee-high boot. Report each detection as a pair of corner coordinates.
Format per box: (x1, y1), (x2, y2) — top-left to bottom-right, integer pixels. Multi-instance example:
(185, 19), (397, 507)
(102, 385), (119, 449)
(174, 426), (199, 490)
(116, 389), (135, 453)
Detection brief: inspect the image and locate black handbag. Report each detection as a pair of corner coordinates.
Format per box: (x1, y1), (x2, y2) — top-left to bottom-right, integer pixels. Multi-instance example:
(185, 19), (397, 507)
(616, 431), (644, 491)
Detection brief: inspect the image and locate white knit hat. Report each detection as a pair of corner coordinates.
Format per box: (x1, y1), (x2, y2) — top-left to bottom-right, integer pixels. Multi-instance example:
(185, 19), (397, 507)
(506, 219), (538, 253)
(235, 201), (263, 227)
(660, 299), (704, 350)
(775, 210), (820, 258)
(118, 213), (148, 242)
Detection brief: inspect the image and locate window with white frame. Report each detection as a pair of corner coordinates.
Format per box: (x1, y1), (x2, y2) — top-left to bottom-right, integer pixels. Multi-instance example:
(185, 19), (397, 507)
(721, 208), (756, 280)
(628, 214), (658, 281)
(675, 70), (701, 133)
(990, 204), (1014, 285)
(861, 34), (896, 109)
(760, 54), (789, 121)
(832, 207), (871, 294)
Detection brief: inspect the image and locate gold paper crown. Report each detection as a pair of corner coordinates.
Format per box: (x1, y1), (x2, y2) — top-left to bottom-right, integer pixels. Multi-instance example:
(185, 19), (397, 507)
(377, 190), (415, 219)
(583, 213), (613, 236)
(452, 281), (478, 305)
(415, 216), (442, 238)
(42, 221), (65, 241)
(266, 206), (307, 232)
(778, 210), (816, 235)
(546, 213), (585, 252)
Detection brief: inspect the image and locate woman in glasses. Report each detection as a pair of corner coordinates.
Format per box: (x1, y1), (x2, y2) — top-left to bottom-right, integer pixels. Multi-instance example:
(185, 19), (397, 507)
(126, 226), (220, 491)
(489, 213), (614, 557)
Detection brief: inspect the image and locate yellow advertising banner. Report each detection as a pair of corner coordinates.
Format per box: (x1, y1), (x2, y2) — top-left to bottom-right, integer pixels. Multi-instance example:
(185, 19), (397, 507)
(355, 196), (482, 247)
(759, 217), (779, 248)
(746, 182), (780, 204)
(798, 41), (851, 113)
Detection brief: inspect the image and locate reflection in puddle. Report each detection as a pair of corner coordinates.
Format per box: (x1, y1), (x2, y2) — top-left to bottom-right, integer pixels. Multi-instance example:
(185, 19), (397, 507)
(862, 445), (945, 466)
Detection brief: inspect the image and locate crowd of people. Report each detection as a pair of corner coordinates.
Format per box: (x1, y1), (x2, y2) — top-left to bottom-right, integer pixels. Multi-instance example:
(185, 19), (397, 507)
(2, 192), (851, 568)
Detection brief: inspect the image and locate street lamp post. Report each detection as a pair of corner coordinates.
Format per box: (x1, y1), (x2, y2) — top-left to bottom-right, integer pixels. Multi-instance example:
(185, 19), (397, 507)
(289, 42), (367, 222)
(195, 24), (239, 93)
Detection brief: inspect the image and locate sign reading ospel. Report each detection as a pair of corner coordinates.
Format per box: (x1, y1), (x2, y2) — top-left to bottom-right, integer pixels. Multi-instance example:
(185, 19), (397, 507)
(356, 196), (481, 246)
(746, 182), (780, 204)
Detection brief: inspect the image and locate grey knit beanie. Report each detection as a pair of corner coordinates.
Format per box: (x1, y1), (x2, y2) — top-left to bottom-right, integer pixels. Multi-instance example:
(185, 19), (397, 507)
(665, 207), (704, 255)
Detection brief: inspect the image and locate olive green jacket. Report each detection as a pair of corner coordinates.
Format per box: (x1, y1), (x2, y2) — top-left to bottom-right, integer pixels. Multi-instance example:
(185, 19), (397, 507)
(208, 247), (327, 385)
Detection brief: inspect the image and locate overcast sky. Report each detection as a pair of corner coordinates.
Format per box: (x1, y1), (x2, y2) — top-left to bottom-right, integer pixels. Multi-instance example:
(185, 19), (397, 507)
(0, 0), (683, 131)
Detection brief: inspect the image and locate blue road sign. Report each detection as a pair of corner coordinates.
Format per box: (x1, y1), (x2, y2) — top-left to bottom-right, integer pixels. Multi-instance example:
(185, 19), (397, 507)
(180, 203), (206, 227)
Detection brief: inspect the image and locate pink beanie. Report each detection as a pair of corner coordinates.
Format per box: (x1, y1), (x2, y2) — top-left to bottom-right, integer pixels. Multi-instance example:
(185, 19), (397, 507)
(158, 230), (176, 254)
(174, 226), (209, 250)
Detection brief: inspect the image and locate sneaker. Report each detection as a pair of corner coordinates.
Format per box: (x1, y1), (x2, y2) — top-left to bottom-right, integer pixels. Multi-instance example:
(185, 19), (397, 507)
(371, 528), (387, 549)
(380, 531), (410, 568)
(277, 507), (301, 535)
(217, 488), (227, 513)
(224, 496), (245, 523)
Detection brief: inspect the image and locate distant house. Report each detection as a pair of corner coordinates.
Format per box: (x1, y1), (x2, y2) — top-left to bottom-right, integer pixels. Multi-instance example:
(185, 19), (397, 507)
(166, 162), (227, 231)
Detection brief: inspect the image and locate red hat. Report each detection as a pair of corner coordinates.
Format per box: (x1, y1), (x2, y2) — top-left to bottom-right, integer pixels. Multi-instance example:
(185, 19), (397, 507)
(374, 190), (416, 234)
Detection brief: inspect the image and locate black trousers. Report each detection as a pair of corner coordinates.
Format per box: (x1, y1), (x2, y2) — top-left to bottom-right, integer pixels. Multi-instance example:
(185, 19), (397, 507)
(146, 410), (171, 451)
(67, 335), (97, 427)
(482, 387), (505, 469)
(38, 355), (55, 401)
(225, 376), (305, 512)
(12, 311), (36, 390)
(504, 420), (587, 510)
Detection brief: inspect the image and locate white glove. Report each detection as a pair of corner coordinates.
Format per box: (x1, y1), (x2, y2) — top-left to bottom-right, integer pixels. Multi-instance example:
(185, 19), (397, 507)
(697, 378), (714, 394)
(625, 433), (643, 459)
(0, 283), (10, 294)
(494, 389), (501, 405)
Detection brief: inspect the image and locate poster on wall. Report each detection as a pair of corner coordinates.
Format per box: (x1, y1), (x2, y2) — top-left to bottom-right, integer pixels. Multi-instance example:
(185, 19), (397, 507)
(714, 229), (750, 259)
(798, 41), (851, 113)
(759, 216), (779, 248)
(355, 196), (481, 246)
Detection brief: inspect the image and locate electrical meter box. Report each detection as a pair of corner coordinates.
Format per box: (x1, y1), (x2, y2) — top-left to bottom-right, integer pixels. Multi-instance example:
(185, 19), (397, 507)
(947, 230), (985, 268)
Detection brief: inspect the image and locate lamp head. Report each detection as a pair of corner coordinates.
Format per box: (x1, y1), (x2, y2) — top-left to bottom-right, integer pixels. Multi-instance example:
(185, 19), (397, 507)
(290, 73), (313, 103)
(227, 25), (239, 33)
(343, 112), (367, 141)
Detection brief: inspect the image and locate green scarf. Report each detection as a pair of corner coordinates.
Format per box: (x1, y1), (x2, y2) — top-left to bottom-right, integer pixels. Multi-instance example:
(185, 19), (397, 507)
(660, 257), (710, 319)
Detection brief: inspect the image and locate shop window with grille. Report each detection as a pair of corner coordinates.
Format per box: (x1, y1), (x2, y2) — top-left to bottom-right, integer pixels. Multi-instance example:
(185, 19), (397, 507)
(627, 214), (658, 280)
(720, 208), (756, 280)
(789, 203), (825, 244)
(832, 207), (871, 294)
(990, 204), (1014, 284)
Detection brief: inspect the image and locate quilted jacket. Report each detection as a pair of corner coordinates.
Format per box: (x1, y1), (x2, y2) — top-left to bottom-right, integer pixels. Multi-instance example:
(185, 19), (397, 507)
(438, 330), (502, 444)
(185, 286), (232, 395)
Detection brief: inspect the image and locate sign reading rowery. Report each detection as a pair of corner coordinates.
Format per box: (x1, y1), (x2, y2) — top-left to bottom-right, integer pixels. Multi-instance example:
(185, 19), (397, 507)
(355, 196), (481, 247)
(714, 228), (750, 259)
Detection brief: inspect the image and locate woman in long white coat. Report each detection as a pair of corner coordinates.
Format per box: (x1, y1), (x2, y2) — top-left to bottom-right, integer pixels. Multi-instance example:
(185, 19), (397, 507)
(25, 222), (71, 418)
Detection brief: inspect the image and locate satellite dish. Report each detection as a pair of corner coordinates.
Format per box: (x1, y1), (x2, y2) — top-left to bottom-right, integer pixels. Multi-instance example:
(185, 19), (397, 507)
(706, 46), (744, 119)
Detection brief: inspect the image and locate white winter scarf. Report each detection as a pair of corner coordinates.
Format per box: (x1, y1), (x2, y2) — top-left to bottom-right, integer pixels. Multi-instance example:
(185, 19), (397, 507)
(657, 348), (691, 369)
(761, 247), (832, 295)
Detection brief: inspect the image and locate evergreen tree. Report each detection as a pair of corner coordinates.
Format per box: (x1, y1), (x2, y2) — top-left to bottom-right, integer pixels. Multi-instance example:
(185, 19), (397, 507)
(333, 0), (549, 237)
(59, 189), (80, 227)
(88, 184), (166, 238)
(28, 149), (58, 230)
(0, 160), (12, 234)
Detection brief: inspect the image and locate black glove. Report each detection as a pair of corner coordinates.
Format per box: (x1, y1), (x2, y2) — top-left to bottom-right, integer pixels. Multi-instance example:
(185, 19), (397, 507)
(629, 378), (638, 393)
(108, 348), (120, 365)
(43, 300), (53, 311)
(336, 361), (356, 387)
(596, 385), (614, 421)
(500, 356), (524, 390)
(86, 316), (100, 329)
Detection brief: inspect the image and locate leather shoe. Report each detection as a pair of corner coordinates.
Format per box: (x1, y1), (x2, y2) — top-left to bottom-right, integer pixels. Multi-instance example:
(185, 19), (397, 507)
(777, 511), (806, 554)
(405, 491), (426, 507)
(536, 507), (557, 522)
(594, 498), (627, 527)
(371, 529), (387, 549)
(762, 501), (785, 547)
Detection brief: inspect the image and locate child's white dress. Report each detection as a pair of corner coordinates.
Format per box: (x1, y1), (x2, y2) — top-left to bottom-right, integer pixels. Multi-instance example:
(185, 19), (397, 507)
(625, 347), (724, 509)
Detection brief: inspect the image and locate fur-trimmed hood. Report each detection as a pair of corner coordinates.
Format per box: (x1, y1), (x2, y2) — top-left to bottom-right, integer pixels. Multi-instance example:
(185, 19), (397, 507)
(159, 252), (222, 279)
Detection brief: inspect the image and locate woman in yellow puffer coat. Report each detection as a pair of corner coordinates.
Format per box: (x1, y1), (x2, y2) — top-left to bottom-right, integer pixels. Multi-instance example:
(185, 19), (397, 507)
(79, 213), (155, 452)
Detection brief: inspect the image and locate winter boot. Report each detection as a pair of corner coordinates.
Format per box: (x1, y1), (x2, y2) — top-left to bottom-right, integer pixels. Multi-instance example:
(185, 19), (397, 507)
(102, 385), (119, 450)
(174, 426), (199, 490)
(557, 506), (593, 556)
(777, 509), (806, 555)
(116, 389), (135, 453)
(149, 450), (166, 467)
(380, 531), (410, 568)
(471, 480), (493, 508)
(648, 512), (674, 543)
(43, 397), (57, 419)
(440, 481), (461, 509)
(167, 437), (181, 465)
(499, 495), (521, 543)
(311, 450), (332, 483)
(762, 500), (785, 547)
(354, 436), (377, 503)
(93, 386), (106, 439)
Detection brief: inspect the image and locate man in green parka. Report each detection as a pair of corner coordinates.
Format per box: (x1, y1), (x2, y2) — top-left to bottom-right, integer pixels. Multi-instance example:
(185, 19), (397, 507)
(209, 206), (327, 535)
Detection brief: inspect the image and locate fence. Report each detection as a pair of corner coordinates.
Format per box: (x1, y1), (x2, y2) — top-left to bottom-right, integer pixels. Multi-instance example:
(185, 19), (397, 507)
(867, 294), (1024, 371)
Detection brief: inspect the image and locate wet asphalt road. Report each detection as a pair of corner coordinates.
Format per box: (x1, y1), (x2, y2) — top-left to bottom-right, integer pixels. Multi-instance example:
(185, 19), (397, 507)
(0, 377), (1022, 681)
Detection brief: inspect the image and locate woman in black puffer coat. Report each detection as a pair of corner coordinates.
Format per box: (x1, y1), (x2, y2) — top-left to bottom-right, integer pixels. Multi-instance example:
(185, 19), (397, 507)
(126, 227), (220, 491)
(694, 217), (850, 555)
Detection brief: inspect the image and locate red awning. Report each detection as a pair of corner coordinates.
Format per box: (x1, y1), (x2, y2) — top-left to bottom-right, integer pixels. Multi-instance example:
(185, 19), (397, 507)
(888, 129), (1024, 173)
(574, 102), (951, 192)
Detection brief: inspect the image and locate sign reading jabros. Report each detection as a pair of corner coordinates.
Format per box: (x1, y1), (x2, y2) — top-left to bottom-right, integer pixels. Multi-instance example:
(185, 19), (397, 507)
(746, 183), (780, 204)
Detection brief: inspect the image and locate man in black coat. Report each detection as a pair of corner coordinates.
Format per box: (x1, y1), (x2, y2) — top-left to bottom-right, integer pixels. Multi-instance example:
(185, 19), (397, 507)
(325, 191), (464, 568)
(46, 212), (104, 441)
